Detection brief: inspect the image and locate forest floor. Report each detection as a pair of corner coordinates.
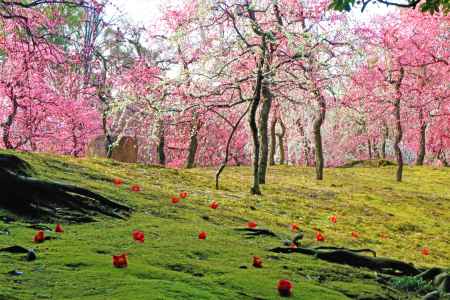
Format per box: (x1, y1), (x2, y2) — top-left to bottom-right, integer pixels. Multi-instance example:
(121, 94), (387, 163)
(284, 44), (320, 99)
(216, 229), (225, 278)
(0, 150), (449, 300)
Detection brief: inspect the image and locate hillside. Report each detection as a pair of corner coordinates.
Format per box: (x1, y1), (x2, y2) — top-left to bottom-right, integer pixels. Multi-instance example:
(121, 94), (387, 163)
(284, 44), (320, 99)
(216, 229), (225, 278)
(1, 150), (449, 300)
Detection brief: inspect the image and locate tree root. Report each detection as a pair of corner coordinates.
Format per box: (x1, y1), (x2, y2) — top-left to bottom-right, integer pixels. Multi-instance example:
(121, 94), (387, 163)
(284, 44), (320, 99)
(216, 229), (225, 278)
(1, 154), (132, 223)
(269, 246), (419, 276)
(235, 228), (278, 238)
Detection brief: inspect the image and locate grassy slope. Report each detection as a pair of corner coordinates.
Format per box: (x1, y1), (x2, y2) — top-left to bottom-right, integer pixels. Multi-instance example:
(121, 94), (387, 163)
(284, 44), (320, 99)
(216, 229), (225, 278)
(0, 150), (449, 300)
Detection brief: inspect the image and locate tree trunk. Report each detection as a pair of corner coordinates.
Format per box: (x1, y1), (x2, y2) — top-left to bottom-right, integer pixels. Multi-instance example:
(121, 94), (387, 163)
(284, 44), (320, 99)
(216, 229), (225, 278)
(277, 118), (286, 165)
(215, 105), (250, 190)
(313, 93), (326, 180)
(381, 124), (388, 160)
(269, 118), (277, 166)
(257, 82), (272, 184)
(416, 109), (426, 166)
(102, 112), (114, 159)
(368, 138), (372, 160)
(156, 119), (166, 166)
(393, 68), (404, 182)
(186, 113), (201, 169)
(2, 95), (19, 149)
(249, 57), (265, 195)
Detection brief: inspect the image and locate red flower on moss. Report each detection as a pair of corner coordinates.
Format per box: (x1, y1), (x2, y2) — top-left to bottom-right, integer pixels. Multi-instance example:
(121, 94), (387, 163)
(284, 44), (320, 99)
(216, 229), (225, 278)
(198, 231), (207, 240)
(209, 201), (219, 209)
(247, 221), (257, 229)
(422, 247), (430, 256)
(351, 231), (359, 239)
(171, 196), (180, 204)
(316, 231), (325, 242)
(132, 230), (145, 243)
(113, 178), (123, 186)
(253, 256), (263, 268)
(55, 224), (64, 233)
(290, 223), (299, 232)
(34, 230), (45, 243)
(277, 279), (293, 297)
(113, 254), (128, 268)
(180, 192), (188, 199)
(131, 184), (141, 192)
(329, 215), (337, 224)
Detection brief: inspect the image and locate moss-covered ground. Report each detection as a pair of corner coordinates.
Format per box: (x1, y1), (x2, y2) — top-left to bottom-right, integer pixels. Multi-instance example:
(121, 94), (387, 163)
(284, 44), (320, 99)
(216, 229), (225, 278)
(0, 150), (449, 299)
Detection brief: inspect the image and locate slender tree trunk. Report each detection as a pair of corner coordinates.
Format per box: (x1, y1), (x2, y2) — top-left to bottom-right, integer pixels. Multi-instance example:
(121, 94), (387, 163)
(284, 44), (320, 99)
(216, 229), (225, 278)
(313, 93), (326, 180)
(2, 95), (19, 149)
(277, 118), (286, 165)
(215, 105), (250, 190)
(394, 68), (404, 182)
(249, 58), (265, 195)
(381, 124), (388, 160)
(186, 113), (201, 169)
(269, 118), (277, 166)
(257, 82), (272, 184)
(102, 112), (114, 158)
(156, 119), (166, 166)
(368, 138), (372, 160)
(416, 109), (427, 166)
(394, 101), (403, 181)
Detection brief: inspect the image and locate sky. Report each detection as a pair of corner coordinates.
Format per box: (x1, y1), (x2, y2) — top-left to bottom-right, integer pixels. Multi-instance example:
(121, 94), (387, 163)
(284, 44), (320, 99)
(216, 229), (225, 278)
(107, 0), (166, 25)
(108, 0), (396, 26)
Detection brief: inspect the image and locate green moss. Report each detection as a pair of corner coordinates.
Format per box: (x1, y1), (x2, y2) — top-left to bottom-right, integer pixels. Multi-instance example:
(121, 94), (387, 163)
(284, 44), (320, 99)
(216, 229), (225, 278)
(1, 150), (449, 299)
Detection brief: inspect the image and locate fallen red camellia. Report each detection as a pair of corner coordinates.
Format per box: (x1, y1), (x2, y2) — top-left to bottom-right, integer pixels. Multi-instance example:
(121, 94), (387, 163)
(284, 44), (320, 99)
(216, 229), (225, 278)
(198, 231), (207, 240)
(316, 231), (325, 242)
(113, 254), (128, 268)
(113, 178), (123, 186)
(351, 231), (359, 239)
(277, 279), (293, 297)
(171, 196), (180, 204)
(132, 230), (145, 243)
(131, 184), (141, 192)
(55, 224), (64, 233)
(180, 192), (188, 199)
(34, 230), (45, 243)
(329, 215), (337, 224)
(253, 256), (263, 268)
(380, 232), (389, 240)
(422, 247), (430, 256)
(290, 223), (299, 232)
(247, 221), (257, 229)
(210, 201), (219, 209)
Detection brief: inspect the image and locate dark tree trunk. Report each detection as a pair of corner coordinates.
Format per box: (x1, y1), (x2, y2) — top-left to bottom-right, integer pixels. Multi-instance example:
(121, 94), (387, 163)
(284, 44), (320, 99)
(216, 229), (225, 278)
(269, 118), (277, 166)
(393, 68), (404, 182)
(437, 150), (448, 167)
(368, 138), (372, 160)
(249, 57), (265, 195)
(157, 119), (166, 166)
(2, 94), (19, 149)
(257, 82), (272, 184)
(215, 105), (250, 190)
(416, 109), (427, 166)
(102, 112), (114, 159)
(381, 124), (388, 160)
(277, 118), (286, 165)
(313, 93), (326, 180)
(186, 113), (201, 169)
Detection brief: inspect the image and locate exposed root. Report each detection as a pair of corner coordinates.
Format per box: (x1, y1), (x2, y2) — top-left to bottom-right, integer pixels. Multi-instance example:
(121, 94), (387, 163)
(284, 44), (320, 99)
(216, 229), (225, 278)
(1, 154), (132, 223)
(269, 246), (419, 276)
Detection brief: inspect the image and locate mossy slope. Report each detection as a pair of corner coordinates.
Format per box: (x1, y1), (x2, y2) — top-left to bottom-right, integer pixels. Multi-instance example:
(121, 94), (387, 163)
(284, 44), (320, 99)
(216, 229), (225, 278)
(1, 150), (449, 299)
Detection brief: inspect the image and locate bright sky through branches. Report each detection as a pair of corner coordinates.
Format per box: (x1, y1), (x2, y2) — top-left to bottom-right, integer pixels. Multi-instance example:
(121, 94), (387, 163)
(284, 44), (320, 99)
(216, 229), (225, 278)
(109, 0), (396, 25)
